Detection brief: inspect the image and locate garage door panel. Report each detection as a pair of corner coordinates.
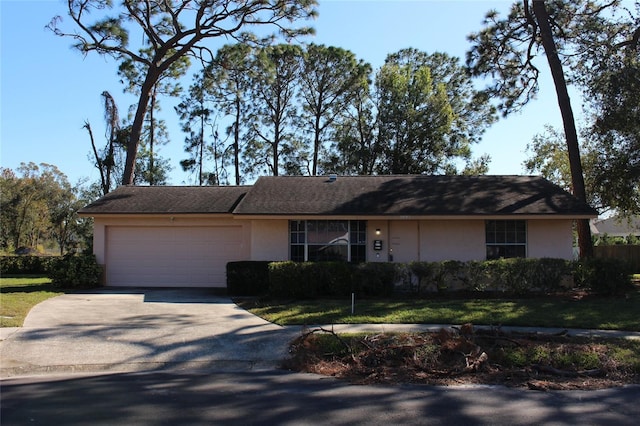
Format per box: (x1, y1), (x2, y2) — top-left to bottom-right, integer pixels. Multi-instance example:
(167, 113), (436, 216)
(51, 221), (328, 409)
(105, 226), (243, 287)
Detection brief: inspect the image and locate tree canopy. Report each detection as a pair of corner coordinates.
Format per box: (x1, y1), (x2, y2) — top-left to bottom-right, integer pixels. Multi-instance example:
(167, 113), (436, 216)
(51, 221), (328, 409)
(0, 163), (92, 255)
(375, 48), (495, 174)
(176, 45), (494, 180)
(298, 44), (371, 176)
(49, 0), (318, 185)
(468, 0), (639, 222)
(466, 0), (639, 256)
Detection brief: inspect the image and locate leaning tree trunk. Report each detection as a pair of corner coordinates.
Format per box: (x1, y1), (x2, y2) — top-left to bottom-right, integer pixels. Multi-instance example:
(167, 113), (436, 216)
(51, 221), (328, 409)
(199, 105), (205, 186)
(122, 65), (162, 185)
(122, 88), (152, 185)
(532, 0), (593, 258)
(149, 87), (157, 186)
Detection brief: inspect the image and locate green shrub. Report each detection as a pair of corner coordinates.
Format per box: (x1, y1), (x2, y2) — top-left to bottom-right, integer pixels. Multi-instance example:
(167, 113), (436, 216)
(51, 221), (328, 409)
(226, 261), (271, 296)
(269, 261), (311, 298)
(264, 257), (602, 299)
(271, 262), (355, 298)
(268, 261), (395, 299)
(352, 263), (396, 297)
(572, 257), (633, 295)
(315, 262), (353, 297)
(0, 255), (56, 275)
(408, 261), (437, 293)
(407, 261), (466, 294)
(437, 260), (468, 292)
(462, 260), (493, 292)
(482, 258), (571, 295)
(531, 258), (572, 292)
(48, 253), (103, 288)
(406, 258), (570, 296)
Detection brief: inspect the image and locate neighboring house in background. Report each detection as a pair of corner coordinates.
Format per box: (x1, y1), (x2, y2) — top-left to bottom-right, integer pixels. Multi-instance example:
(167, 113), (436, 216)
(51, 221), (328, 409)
(79, 175), (598, 288)
(591, 216), (640, 239)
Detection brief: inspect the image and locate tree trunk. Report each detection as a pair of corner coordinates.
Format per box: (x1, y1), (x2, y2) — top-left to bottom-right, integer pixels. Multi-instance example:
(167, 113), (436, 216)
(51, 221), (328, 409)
(84, 122), (108, 195)
(234, 94), (241, 185)
(532, 0), (593, 258)
(272, 132), (280, 177)
(149, 86), (156, 186)
(122, 70), (158, 185)
(312, 113), (321, 176)
(199, 106), (204, 186)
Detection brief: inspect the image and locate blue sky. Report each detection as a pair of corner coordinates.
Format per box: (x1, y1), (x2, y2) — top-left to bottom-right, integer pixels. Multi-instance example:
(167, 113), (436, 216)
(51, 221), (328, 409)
(1, 0), (576, 186)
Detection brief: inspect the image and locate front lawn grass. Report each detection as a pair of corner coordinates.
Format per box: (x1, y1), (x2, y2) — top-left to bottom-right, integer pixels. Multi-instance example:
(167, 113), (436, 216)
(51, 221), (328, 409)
(0, 276), (63, 327)
(240, 290), (640, 331)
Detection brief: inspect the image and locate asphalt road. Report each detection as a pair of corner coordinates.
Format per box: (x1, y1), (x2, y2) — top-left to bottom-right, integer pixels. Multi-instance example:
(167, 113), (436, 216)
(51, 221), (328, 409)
(3, 289), (640, 425)
(2, 370), (639, 425)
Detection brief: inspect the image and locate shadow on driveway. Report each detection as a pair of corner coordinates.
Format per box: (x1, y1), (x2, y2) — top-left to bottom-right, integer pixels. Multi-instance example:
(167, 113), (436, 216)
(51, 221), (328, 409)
(0, 288), (300, 377)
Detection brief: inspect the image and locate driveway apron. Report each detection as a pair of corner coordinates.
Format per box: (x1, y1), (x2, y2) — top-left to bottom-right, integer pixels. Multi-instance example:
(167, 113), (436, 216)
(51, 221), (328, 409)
(0, 289), (297, 377)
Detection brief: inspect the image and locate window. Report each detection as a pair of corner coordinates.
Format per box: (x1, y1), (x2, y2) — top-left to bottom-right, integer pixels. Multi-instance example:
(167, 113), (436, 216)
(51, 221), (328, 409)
(485, 220), (526, 259)
(290, 220), (366, 262)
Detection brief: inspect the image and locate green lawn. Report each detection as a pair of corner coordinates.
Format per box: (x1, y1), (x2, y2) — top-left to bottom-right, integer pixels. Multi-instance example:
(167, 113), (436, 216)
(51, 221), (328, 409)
(240, 290), (640, 331)
(3, 276), (639, 331)
(0, 277), (63, 327)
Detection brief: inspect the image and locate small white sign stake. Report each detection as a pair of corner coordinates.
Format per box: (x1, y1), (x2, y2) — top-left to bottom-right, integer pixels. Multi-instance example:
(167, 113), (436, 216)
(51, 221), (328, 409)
(351, 292), (355, 315)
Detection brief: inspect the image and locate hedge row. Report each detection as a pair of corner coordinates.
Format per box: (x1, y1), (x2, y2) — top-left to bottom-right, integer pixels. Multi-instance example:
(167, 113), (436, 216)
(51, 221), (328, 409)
(268, 262), (396, 298)
(227, 257), (634, 298)
(0, 255), (57, 275)
(401, 258), (572, 295)
(0, 254), (103, 288)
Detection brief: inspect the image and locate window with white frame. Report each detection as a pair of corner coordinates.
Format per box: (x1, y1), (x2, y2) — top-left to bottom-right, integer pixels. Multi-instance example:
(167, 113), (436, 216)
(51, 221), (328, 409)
(290, 220), (366, 262)
(485, 220), (527, 259)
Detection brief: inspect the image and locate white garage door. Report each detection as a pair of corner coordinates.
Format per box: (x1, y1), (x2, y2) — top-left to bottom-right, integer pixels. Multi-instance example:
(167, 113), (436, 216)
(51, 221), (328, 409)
(105, 226), (243, 287)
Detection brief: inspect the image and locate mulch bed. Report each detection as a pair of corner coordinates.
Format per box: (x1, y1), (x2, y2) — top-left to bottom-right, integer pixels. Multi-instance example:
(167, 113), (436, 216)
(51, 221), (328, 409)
(283, 325), (639, 390)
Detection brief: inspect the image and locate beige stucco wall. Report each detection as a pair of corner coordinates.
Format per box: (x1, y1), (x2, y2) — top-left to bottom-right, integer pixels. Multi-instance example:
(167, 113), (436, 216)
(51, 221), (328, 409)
(365, 220), (484, 263)
(419, 220), (486, 262)
(249, 219), (289, 261)
(527, 219), (574, 259)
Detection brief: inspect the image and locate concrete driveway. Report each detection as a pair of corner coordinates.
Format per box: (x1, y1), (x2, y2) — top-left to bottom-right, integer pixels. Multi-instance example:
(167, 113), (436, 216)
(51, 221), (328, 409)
(0, 288), (298, 377)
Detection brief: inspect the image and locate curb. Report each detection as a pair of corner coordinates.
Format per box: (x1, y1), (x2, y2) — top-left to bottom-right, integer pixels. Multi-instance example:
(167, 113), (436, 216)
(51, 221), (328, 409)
(287, 324), (640, 340)
(0, 360), (283, 379)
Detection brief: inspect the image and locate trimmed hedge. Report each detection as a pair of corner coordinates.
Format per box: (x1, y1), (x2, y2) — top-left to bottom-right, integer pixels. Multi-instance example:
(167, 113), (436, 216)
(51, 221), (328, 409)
(406, 258), (571, 295)
(227, 261), (271, 296)
(227, 257), (633, 298)
(266, 261), (397, 298)
(572, 257), (634, 295)
(352, 263), (396, 297)
(48, 253), (103, 288)
(0, 255), (56, 275)
(269, 262), (355, 298)
(1, 254), (103, 288)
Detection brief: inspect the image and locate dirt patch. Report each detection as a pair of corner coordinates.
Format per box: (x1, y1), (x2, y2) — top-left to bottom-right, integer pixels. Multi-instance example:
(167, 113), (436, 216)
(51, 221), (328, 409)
(283, 325), (639, 390)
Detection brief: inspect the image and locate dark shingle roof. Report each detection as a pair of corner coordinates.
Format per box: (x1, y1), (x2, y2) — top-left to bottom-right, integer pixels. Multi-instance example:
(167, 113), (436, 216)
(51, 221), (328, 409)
(233, 175), (598, 216)
(79, 185), (249, 215)
(79, 176), (598, 217)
